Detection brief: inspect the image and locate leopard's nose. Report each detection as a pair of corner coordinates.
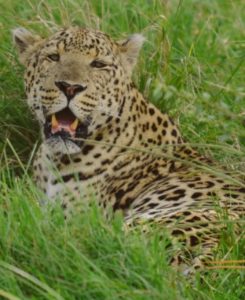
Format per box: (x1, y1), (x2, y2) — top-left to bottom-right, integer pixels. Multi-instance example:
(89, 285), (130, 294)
(55, 81), (87, 101)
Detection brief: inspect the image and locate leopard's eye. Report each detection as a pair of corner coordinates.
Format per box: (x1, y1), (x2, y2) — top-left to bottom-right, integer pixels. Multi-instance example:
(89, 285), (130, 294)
(47, 54), (60, 62)
(90, 60), (107, 68)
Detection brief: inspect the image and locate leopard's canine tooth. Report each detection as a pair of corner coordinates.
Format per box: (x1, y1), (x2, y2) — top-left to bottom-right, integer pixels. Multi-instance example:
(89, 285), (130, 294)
(70, 118), (79, 131)
(51, 114), (58, 128)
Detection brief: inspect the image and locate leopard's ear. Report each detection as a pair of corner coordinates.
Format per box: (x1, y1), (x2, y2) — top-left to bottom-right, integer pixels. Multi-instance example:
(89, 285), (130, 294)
(12, 27), (42, 64)
(118, 34), (145, 73)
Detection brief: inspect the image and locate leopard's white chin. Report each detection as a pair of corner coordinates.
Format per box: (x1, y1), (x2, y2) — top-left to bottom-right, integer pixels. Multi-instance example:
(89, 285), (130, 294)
(45, 136), (82, 155)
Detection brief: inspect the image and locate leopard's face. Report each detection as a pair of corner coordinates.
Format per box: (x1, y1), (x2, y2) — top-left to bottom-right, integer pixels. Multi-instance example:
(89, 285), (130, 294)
(13, 27), (144, 154)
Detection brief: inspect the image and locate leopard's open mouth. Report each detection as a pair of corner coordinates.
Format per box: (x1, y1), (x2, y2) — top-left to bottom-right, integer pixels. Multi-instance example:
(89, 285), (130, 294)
(44, 107), (88, 145)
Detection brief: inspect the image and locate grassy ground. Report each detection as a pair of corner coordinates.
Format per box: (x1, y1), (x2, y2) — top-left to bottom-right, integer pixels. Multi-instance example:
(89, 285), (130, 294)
(0, 0), (245, 299)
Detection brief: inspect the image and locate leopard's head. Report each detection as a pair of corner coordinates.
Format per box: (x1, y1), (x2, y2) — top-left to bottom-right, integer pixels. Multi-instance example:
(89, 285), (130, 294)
(13, 27), (144, 154)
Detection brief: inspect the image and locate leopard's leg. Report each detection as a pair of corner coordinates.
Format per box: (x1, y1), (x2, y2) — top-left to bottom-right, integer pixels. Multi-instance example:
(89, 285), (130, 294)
(167, 210), (223, 274)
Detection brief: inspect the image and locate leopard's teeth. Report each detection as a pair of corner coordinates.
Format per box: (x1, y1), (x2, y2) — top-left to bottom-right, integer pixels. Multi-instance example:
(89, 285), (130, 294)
(51, 114), (58, 128)
(70, 118), (79, 131)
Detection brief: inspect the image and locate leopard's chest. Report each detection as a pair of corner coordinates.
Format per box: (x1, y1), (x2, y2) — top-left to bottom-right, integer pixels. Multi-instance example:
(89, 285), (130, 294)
(36, 162), (107, 208)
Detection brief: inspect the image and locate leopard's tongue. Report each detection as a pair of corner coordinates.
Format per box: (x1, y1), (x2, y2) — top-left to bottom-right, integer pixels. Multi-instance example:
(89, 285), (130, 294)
(51, 110), (79, 136)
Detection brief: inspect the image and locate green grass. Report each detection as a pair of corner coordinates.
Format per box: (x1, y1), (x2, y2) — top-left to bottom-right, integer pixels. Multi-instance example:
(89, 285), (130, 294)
(0, 0), (244, 299)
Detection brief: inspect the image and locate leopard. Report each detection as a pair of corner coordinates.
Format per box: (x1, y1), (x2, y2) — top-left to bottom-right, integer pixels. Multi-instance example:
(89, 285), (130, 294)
(13, 26), (244, 273)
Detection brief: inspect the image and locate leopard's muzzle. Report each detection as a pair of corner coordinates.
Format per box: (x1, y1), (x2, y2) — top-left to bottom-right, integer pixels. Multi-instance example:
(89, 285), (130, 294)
(44, 107), (89, 148)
